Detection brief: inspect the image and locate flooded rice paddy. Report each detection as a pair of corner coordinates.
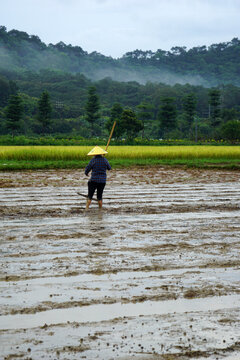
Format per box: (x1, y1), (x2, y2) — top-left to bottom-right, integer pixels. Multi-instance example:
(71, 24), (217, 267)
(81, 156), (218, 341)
(0, 167), (240, 359)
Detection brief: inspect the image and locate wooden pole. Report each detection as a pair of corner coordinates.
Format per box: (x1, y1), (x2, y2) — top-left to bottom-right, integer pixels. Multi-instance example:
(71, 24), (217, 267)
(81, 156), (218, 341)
(105, 121), (116, 151)
(77, 192), (98, 202)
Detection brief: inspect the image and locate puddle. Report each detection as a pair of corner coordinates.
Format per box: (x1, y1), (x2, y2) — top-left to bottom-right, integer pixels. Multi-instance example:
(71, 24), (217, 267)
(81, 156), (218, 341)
(1, 294), (239, 330)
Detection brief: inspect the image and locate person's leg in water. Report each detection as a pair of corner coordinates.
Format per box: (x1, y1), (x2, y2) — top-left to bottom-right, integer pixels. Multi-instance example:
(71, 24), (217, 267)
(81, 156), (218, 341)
(86, 198), (92, 210)
(86, 181), (96, 210)
(97, 183), (105, 210)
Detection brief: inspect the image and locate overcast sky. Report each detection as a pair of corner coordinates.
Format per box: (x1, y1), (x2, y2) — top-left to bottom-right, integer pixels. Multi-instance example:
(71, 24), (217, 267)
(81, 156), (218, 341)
(1, 0), (239, 58)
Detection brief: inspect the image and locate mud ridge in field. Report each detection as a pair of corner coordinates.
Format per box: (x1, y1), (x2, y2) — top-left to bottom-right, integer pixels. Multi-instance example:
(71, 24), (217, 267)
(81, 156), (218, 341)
(0, 167), (240, 360)
(1, 203), (240, 219)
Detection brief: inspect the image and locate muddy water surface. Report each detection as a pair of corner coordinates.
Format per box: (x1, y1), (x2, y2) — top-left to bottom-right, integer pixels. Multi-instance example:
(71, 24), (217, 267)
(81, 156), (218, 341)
(0, 167), (240, 359)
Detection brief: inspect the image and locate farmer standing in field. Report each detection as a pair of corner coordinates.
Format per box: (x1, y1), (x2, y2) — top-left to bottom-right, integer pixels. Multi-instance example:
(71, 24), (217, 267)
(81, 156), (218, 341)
(85, 146), (111, 210)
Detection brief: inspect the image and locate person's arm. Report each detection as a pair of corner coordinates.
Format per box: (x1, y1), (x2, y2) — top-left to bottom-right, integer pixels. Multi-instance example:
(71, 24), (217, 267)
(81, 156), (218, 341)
(105, 158), (111, 170)
(85, 159), (93, 176)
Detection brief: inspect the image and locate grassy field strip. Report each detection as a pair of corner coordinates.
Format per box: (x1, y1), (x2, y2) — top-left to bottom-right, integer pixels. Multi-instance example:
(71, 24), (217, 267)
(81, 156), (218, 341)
(0, 146), (240, 161)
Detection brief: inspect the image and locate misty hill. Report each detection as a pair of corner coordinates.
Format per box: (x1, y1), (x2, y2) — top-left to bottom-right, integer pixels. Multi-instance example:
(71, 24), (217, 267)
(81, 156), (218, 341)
(0, 25), (240, 86)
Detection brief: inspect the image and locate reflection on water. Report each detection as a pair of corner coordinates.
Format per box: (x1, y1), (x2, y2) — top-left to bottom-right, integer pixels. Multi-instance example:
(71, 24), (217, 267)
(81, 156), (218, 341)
(84, 209), (106, 232)
(1, 294), (240, 331)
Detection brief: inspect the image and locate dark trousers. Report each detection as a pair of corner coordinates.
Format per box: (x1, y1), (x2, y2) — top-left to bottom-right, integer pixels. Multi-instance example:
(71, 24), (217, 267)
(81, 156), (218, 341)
(88, 181), (106, 200)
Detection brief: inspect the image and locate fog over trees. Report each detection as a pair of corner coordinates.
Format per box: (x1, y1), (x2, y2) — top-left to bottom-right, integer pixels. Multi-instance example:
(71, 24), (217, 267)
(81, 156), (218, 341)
(0, 26), (240, 141)
(1, 26), (240, 86)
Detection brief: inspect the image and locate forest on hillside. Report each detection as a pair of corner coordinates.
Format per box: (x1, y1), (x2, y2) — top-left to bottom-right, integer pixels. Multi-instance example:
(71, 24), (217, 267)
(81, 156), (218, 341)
(0, 26), (240, 141)
(1, 26), (240, 86)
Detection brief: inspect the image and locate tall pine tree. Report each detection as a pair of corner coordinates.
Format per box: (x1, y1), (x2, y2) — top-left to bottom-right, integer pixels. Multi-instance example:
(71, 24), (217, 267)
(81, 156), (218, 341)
(5, 94), (23, 135)
(158, 97), (177, 137)
(85, 86), (100, 136)
(37, 91), (52, 133)
(105, 103), (124, 139)
(137, 101), (153, 138)
(183, 93), (197, 137)
(121, 108), (143, 139)
(209, 89), (221, 127)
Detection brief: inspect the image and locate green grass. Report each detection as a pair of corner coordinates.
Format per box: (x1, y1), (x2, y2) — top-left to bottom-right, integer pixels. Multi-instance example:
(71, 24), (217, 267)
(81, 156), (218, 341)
(0, 146), (239, 170)
(0, 158), (239, 171)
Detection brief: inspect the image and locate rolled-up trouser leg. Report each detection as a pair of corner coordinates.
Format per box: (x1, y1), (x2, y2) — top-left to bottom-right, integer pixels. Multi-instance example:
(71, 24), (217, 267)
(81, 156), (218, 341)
(88, 181), (97, 200)
(96, 183), (105, 200)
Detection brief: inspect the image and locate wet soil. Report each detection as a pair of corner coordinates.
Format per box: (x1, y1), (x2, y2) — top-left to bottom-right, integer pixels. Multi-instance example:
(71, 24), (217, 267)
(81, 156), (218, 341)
(0, 167), (240, 359)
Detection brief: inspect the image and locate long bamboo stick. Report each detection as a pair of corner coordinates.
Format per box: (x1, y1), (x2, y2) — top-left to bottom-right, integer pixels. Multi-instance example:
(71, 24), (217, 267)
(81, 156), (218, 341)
(105, 121), (116, 151)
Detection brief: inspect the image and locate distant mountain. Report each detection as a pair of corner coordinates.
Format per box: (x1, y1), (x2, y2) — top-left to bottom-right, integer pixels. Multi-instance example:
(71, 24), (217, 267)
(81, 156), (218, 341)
(0, 25), (240, 86)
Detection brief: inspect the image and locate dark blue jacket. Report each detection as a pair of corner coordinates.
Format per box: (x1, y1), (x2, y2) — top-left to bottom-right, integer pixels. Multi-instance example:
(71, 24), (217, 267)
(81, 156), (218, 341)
(85, 155), (111, 183)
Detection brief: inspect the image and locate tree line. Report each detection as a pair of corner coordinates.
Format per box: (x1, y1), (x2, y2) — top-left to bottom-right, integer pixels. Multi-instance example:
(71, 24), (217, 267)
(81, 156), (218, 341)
(1, 79), (240, 141)
(1, 26), (240, 86)
(1, 24), (240, 141)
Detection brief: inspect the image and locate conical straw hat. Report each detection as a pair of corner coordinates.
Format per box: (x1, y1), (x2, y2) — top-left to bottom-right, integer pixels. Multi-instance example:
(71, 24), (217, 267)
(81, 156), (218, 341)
(87, 146), (108, 156)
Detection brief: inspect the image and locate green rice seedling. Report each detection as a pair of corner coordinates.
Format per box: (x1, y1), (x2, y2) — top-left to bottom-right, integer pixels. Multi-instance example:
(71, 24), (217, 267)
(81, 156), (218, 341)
(108, 146), (240, 160)
(0, 145), (240, 161)
(0, 146), (89, 161)
(0, 146), (240, 171)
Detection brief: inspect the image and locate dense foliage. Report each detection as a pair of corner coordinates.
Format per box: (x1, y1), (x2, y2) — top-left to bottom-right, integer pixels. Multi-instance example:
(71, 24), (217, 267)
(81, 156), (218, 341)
(0, 26), (240, 142)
